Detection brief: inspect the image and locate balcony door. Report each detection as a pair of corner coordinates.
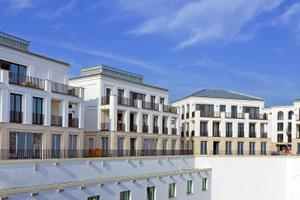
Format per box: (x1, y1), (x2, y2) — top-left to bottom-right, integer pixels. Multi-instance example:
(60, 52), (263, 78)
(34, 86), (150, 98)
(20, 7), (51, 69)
(10, 93), (22, 123)
(33, 97), (43, 124)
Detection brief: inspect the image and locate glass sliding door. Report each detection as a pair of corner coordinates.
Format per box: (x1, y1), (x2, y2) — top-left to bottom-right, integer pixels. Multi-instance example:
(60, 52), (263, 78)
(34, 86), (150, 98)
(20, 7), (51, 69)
(10, 93), (22, 123)
(102, 137), (108, 156)
(32, 97), (43, 125)
(69, 135), (78, 158)
(52, 134), (61, 158)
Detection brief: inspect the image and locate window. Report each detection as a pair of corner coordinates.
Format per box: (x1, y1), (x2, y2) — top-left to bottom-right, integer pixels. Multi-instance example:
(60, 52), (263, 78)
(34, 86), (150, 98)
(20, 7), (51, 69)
(89, 138), (94, 150)
(118, 89), (124, 98)
(288, 111), (294, 120)
(261, 142), (267, 155)
(277, 134), (283, 142)
(201, 141), (207, 155)
(169, 183), (176, 198)
(200, 122), (208, 136)
(10, 93), (22, 123)
(249, 142), (255, 155)
(52, 134), (61, 158)
(278, 111), (284, 120)
(226, 123), (232, 137)
(147, 186), (155, 200)
(231, 106), (237, 115)
(277, 123), (283, 131)
(9, 132), (42, 159)
(182, 106), (185, 113)
(204, 104), (214, 114)
(181, 141), (184, 150)
(87, 196), (100, 200)
(297, 143), (300, 155)
(102, 137), (108, 156)
(187, 180), (193, 194)
(226, 142), (232, 155)
(288, 122), (292, 132)
(172, 140), (176, 151)
(187, 104), (190, 114)
(160, 98), (165, 104)
(202, 178), (208, 191)
(238, 123), (244, 137)
(196, 104), (200, 110)
(151, 96), (156, 103)
(238, 142), (244, 155)
(120, 190), (130, 200)
(32, 97), (43, 125)
(220, 105), (226, 112)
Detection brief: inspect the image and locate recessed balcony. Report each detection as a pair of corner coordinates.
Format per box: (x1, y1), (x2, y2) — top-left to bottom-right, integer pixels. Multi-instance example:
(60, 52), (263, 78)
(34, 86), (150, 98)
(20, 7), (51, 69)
(9, 72), (44, 90)
(51, 81), (80, 97)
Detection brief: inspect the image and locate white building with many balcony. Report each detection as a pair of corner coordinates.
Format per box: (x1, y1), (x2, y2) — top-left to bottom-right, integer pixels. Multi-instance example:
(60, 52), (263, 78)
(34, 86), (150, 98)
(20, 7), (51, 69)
(172, 89), (271, 155)
(69, 65), (180, 155)
(0, 31), (84, 159)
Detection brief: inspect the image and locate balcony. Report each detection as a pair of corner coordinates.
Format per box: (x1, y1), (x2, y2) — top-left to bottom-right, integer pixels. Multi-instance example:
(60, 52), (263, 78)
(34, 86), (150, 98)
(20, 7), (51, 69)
(32, 113), (43, 125)
(51, 81), (80, 97)
(10, 111), (22, 123)
(249, 113), (268, 120)
(172, 128), (177, 135)
(142, 101), (159, 110)
(261, 132), (268, 138)
(51, 115), (62, 126)
(200, 130), (208, 137)
(130, 124), (137, 132)
(69, 118), (79, 128)
(200, 111), (220, 118)
(101, 96), (110, 105)
(117, 123), (125, 131)
(238, 131), (244, 138)
(225, 112), (245, 119)
(118, 97), (137, 107)
(213, 131), (220, 137)
(101, 122), (110, 131)
(226, 131), (232, 137)
(249, 132), (256, 138)
(163, 105), (177, 114)
(153, 126), (159, 134)
(191, 130), (195, 137)
(163, 127), (168, 134)
(143, 125), (148, 133)
(9, 72), (44, 90)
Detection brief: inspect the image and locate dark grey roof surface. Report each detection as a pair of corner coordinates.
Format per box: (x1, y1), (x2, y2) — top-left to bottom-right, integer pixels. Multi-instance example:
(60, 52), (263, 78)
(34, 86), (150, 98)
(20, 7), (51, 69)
(172, 89), (264, 103)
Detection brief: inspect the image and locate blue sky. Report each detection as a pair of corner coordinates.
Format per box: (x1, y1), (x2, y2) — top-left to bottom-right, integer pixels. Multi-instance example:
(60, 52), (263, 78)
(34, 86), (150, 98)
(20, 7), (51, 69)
(1, 0), (300, 107)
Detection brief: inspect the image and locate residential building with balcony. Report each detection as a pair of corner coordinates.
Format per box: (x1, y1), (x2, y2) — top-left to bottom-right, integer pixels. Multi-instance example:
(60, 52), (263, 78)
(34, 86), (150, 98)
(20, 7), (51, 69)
(0, 31), (84, 159)
(69, 64), (180, 155)
(171, 89), (271, 156)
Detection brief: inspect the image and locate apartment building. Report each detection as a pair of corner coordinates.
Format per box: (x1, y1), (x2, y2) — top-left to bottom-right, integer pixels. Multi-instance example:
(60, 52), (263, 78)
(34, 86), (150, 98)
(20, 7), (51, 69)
(0, 31), (84, 159)
(172, 89), (271, 155)
(69, 65), (180, 155)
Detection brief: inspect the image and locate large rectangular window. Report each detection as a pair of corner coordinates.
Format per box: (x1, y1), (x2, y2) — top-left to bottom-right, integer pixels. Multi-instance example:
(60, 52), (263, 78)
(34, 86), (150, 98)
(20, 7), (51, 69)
(238, 142), (244, 155)
(231, 106), (237, 115)
(187, 180), (193, 194)
(220, 105), (226, 112)
(120, 190), (130, 200)
(277, 134), (283, 142)
(297, 143), (300, 155)
(261, 142), (267, 155)
(226, 123), (232, 137)
(238, 123), (244, 137)
(249, 142), (255, 155)
(169, 183), (176, 198)
(226, 141), (232, 155)
(32, 97), (43, 125)
(202, 178), (208, 191)
(278, 123), (284, 131)
(147, 186), (155, 200)
(9, 132), (42, 159)
(201, 141), (207, 155)
(10, 93), (22, 123)
(52, 134), (61, 158)
(102, 137), (108, 156)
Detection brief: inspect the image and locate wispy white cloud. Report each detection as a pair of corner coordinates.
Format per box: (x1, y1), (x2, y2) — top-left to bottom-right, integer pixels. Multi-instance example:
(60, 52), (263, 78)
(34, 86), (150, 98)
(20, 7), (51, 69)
(124, 0), (284, 49)
(37, 0), (75, 19)
(31, 37), (176, 78)
(5, 0), (33, 14)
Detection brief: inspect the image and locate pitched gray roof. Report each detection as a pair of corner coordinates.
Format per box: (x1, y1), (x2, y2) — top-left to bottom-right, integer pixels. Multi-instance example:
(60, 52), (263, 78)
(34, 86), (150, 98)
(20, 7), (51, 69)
(172, 89), (264, 103)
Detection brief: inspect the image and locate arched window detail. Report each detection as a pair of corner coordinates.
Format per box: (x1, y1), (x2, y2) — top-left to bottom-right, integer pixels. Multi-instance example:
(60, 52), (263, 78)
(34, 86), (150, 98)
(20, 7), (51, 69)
(288, 111), (294, 120)
(278, 111), (284, 120)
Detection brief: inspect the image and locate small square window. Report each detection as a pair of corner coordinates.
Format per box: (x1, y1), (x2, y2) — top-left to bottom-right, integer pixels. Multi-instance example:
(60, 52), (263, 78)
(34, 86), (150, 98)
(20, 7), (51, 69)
(120, 190), (130, 200)
(187, 180), (193, 194)
(169, 183), (176, 198)
(202, 178), (208, 191)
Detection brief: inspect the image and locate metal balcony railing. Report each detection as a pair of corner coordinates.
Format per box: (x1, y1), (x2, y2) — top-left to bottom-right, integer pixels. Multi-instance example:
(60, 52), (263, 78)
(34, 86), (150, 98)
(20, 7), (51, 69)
(249, 132), (256, 138)
(69, 118), (79, 128)
(226, 131), (232, 137)
(163, 127), (168, 134)
(225, 112), (245, 119)
(101, 122), (110, 131)
(10, 110), (22, 123)
(51, 81), (80, 97)
(9, 72), (44, 90)
(142, 101), (159, 110)
(117, 123), (125, 131)
(260, 132), (268, 138)
(200, 130), (208, 137)
(249, 113), (268, 120)
(32, 113), (43, 125)
(101, 96), (110, 105)
(163, 105), (177, 114)
(238, 131), (244, 137)
(118, 97), (137, 107)
(213, 131), (220, 137)
(51, 115), (62, 126)
(153, 126), (159, 134)
(200, 111), (220, 118)
(130, 124), (137, 132)
(172, 128), (177, 135)
(143, 125), (148, 133)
